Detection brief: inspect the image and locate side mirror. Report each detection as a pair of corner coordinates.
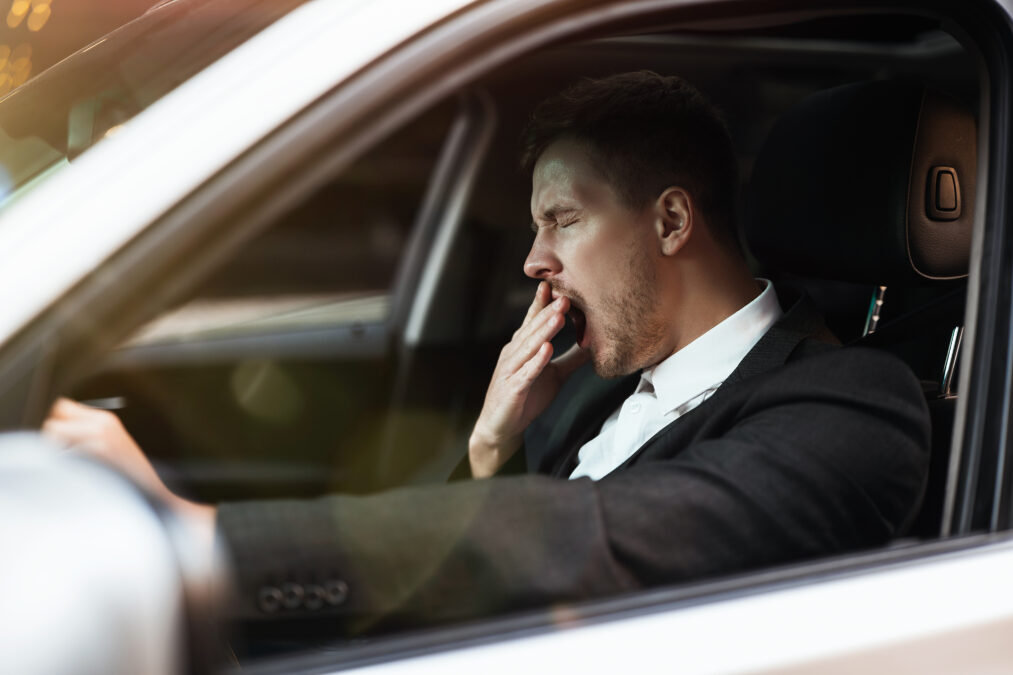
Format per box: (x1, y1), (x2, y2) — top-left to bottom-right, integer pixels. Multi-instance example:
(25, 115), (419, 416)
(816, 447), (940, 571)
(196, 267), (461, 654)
(0, 433), (213, 675)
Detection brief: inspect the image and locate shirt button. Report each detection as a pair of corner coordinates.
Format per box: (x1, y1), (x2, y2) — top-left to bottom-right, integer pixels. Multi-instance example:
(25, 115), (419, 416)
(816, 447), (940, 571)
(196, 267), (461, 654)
(629, 401), (641, 414)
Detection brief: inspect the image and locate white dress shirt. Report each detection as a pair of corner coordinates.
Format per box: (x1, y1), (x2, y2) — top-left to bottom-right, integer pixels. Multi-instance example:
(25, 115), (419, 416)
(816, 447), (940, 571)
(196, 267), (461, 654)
(569, 280), (783, 481)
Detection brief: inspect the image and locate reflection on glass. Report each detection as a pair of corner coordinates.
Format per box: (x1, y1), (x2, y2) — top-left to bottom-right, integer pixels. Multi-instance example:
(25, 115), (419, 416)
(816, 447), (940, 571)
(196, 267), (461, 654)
(26, 2), (50, 32)
(6, 0), (28, 29)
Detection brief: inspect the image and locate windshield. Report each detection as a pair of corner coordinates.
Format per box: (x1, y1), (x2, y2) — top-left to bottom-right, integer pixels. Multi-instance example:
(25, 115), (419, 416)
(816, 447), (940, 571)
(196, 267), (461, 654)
(0, 0), (309, 211)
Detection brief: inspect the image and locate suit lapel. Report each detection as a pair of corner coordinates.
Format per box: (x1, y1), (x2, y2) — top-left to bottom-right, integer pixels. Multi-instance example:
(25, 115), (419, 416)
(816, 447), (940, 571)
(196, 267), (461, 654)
(724, 289), (833, 385)
(525, 367), (639, 477)
(606, 289), (833, 474)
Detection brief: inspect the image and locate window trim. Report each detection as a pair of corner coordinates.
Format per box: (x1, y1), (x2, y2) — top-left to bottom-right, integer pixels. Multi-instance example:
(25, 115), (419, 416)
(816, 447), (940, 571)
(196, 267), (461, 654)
(945, 0), (1013, 536)
(393, 91), (498, 347)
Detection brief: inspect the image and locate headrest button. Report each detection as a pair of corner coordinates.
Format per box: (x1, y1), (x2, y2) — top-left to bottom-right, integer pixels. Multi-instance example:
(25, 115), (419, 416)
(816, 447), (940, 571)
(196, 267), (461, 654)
(928, 166), (961, 221)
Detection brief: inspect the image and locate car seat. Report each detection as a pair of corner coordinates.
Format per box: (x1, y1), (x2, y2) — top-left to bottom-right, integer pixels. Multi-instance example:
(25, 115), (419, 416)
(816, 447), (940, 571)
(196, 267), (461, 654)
(746, 79), (976, 537)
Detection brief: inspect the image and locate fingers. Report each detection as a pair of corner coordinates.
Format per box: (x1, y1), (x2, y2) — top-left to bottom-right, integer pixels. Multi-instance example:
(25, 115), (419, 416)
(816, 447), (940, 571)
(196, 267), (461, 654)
(41, 418), (105, 463)
(42, 403), (121, 451)
(40, 417), (77, 445)
(521, 281), (552, 326)
(504, 295), (568, 373)
(43, 400), (94, 442)
(516, 341), (553, 385)
(46, 397), (118, 430)
(47, 396), (83, 421)
(470, 287), (569, 475)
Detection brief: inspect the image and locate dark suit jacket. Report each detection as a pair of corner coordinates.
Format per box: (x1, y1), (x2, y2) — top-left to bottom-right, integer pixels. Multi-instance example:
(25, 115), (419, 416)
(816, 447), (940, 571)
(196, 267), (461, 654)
(217, 292), (930, 630)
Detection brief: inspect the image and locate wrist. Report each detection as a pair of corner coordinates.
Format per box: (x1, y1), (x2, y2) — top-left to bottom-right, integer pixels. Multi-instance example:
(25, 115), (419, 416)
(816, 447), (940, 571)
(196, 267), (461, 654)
(173, 497), (218, 558)
(468, 429), (520, 478)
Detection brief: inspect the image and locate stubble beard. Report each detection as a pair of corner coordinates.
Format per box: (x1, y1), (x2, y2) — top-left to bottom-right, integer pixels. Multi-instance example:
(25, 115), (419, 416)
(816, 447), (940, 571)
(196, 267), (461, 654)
(592, 243), (667, 379)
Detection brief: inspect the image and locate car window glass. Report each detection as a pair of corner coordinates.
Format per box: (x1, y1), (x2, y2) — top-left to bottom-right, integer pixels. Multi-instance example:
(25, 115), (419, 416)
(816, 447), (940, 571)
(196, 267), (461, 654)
(0, 0), (313, 210)
(71, 100), (459, 504)
(124, 100), (456, 347)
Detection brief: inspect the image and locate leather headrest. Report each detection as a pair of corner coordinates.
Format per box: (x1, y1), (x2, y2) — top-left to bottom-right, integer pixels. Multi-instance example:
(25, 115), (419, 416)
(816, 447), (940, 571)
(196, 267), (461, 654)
(746, 81), (976, 284)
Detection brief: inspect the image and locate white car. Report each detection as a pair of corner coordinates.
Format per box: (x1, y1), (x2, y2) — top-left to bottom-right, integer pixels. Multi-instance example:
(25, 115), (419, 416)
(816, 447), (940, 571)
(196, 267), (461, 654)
(1, 0), (1012, 672)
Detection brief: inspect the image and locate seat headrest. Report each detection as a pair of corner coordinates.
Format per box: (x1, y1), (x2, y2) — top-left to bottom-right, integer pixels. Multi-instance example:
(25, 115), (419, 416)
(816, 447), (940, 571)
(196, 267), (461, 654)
(746, 81), (976, 284)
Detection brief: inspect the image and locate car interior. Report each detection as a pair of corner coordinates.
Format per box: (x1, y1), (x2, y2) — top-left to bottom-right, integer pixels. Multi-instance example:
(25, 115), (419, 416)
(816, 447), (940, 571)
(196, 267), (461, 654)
(15, 0), (985, 657)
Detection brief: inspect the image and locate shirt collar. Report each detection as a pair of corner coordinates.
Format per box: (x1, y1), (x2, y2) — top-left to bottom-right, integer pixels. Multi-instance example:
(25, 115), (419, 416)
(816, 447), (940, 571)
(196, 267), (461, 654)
(641, 279), (782, 414)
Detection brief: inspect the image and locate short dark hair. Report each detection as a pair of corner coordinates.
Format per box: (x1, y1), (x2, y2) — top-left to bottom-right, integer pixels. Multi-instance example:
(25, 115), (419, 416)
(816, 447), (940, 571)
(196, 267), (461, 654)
(521, 71), (740, 251)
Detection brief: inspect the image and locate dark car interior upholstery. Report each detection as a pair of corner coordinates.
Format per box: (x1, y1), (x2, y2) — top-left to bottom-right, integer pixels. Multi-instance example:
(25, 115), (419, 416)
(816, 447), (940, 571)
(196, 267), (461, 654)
(748, 81), (975, 284)
(746, 80), (975, 537)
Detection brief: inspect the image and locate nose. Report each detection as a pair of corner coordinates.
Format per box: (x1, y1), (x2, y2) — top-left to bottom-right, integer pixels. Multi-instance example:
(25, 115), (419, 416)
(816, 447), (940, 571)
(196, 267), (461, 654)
(523, 234), (562, 279)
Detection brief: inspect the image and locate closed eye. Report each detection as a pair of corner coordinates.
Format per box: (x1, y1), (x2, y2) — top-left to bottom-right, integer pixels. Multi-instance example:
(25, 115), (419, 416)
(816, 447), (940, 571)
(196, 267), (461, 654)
(530, 210), (579, 233)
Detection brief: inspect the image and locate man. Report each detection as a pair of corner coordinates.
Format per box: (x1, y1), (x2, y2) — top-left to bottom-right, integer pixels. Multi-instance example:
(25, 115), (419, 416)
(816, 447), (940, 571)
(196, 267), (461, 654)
(44, 72), (929, 629)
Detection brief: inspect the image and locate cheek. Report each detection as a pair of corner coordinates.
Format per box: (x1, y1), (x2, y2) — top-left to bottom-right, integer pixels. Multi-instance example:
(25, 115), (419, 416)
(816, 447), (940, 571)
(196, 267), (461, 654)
(559, 215), (640, 288)
(569, 231), (616, 272)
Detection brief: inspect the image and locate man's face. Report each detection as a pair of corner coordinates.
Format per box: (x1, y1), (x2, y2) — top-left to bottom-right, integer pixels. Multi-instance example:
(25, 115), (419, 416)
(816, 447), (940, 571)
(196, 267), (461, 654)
(526, 138), (668, 378)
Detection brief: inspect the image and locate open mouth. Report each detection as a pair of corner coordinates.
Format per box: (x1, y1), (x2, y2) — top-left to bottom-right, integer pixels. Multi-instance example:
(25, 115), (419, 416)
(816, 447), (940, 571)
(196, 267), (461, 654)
(568, 305), (587, 348)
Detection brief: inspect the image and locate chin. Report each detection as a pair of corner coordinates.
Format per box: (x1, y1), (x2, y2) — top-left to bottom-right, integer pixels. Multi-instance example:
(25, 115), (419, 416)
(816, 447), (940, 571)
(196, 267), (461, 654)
(590, 349), (635, 380)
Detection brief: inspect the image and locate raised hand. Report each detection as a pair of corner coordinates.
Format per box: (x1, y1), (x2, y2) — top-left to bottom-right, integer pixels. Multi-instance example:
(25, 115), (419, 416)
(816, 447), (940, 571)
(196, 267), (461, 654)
(469, 281), (590, 477)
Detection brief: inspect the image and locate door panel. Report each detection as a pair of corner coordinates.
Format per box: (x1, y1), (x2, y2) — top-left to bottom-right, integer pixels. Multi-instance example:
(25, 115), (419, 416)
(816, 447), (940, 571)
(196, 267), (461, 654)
(71, 99), (468, 500)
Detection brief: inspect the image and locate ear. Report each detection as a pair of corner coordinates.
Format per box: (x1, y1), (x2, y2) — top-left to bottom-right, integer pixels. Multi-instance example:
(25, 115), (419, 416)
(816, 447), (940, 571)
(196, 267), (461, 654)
(653, 187), (693, 256)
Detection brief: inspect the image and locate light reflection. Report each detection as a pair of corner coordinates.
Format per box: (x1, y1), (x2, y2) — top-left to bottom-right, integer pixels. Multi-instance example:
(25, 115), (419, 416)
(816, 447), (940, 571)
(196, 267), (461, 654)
(26, 2), (49, 32)
(11, 60), (29, 85)
(6, 0), (27, 28)
(2, 1), (51, 90)
(0, 43), (30, 95)
(231, 360), (304, 426)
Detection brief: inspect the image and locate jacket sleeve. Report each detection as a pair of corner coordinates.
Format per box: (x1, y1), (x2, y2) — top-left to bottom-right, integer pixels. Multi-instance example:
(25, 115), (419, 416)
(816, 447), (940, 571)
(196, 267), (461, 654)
(216, 347), (929, 632)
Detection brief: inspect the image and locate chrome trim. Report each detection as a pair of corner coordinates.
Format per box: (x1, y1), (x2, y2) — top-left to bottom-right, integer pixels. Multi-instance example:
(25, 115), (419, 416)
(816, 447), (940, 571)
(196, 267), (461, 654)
(387, 102), (472, 336)
(942, 326), (964, 399)
(944, 33), (992, 537)
(401, 91), (496, 346)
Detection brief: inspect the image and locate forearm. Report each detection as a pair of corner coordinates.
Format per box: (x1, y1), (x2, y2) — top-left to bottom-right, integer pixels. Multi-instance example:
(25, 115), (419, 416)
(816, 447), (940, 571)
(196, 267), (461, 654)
(468, 429), (522, 478)
(216, 475), (634, 627)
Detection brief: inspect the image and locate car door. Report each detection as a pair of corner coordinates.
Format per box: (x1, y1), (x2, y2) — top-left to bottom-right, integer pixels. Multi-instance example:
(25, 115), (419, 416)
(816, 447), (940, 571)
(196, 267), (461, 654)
(69, 96), (488, 501)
